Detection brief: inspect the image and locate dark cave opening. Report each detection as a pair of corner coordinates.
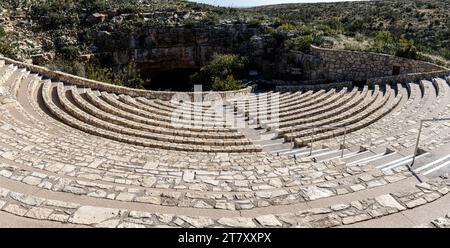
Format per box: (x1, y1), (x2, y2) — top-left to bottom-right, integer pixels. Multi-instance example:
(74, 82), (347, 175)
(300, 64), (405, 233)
(144, 68), (200, 91)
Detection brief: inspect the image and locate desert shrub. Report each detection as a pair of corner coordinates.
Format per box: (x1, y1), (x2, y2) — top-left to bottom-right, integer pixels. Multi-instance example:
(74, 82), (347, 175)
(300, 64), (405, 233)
(79, 0), (109, 13)
(0, 42), (16, 59)
(248, 19), (263, 29)
(211, 75), (241, 91)
(0, 26), (5, 38)
(440, 48), (450, 60)
(323, 17), (343, 34)
(30, 1), (79, 30)
(85, 64), (116, 84)
(370, 31), (396, 54)
(46, 59), (85, 76)
(86, 60), (147, 89)
(395, 37), (418, 59)
(59, 45), (80, 61)
(45, 58), (147, 89)
(284, 35), (314, 52)
(191, 53), (245, 91)
(277, 23), (296, 32)
(370, 31), (418, 59)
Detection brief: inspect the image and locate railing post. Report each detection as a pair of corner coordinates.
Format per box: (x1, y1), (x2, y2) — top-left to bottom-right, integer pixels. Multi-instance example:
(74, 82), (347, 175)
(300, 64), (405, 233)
(341, 126), (347, 158)
(410, 117), (450, 168)
(411, 120), (423, 168)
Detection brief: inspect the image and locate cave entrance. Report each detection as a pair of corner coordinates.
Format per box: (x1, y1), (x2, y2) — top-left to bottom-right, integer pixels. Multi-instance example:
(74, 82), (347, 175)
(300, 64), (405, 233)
(146, 68), (200, 91)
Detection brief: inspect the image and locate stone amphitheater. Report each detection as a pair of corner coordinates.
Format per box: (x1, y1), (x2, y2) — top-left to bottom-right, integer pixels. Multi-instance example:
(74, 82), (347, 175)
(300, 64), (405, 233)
(1, 49), (450, 228)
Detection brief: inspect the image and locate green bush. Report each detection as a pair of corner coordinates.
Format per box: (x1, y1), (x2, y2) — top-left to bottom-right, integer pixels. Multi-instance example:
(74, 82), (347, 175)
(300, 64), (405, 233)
(59, 46), (80, 61)
(277, 23), (296, 32)
(395, 37), (418, 59)
(46, 59), (85, 76)
(370, 31), (396, 54)
(211, 75), (241, 91)
(440, 48), (450, 60)
(248, 19), (263, 29)
(86, 60), (147, 89)
(191, 53), (245, 91)
(284, 35), (314, 52)
(85, 64), (116, 84)
(0, 26), (5, 38)
(0, 42), (16, 59)
(30, 1), (79, 30)
(370, 31), (418, 59)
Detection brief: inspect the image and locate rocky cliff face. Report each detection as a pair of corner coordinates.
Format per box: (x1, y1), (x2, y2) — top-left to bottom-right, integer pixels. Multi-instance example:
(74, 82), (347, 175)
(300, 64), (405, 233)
(91, 24), (262, 80)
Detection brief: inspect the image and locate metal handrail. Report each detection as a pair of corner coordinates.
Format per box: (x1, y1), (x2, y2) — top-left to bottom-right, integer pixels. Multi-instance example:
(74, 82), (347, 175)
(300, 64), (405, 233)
(289, 125), (349, 158)
(411, 117), (450, 167)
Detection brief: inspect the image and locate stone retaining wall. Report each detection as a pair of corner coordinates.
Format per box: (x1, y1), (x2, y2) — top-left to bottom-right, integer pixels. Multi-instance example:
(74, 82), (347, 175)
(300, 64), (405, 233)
(309, 46), (448, 82)
(0, 56), (252, 101)
(367, 70), (450, 86)
(276, 81), (353, 91)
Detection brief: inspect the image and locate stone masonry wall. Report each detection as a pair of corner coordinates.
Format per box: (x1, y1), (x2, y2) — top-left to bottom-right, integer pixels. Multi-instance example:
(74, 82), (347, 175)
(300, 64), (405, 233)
(308, 46), (448, 82)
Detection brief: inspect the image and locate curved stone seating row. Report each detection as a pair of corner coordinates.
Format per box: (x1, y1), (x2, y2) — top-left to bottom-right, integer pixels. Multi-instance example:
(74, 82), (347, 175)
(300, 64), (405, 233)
(127, 96), (229, 125)
(239, 90), (322, 117)
(74, 89), (242, 140)
(137, 97), (222, 119)
(313, 79), (448, 151)
(0, 65), (27, 100)
(280, 86), (379, 139)
(249, 89), (336, 116)
(231, 91), (295, 105)
(276, 86), (369, 132)
(260, 87), (356, 128)
(289, 85), (397, 141)
(231, 91), (305, 117)
(84, 90), (233, 134)
(0, 65), (15, 85)
(295, 87), (403, 146)
(278, 87), (358, 124)
(312, 83), (413, 150)
(152, 98), (221, 112)
(0, 93), (426, 211)
(248, 89), (337, 121)
(41, 82), (261, 153)
(103, 92), (233, 129)
(274, 88), (343, 119)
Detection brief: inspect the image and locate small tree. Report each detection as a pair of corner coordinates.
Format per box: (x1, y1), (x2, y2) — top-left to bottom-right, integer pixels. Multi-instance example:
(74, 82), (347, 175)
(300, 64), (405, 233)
(441, 48), (450, 60)
(284, 35), (314, 52)
(86, 60), (147, 89)
(211, 75), (241, 91)
(0, 26), (5, 38)
(371, 31), (396, 54)
(395, 37), (418, 59)
(191, 53), (246, 91)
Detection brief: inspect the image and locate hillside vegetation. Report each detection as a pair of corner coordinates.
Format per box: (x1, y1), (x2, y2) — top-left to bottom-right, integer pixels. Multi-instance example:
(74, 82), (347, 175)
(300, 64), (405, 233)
(252, 0), (450, 61)
(0, 0), (448, 89)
